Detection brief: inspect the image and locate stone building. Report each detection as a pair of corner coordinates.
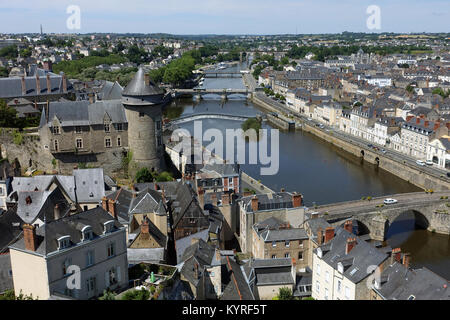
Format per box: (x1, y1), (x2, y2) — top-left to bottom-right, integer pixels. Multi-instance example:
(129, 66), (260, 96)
(251, 217), (310, 271)
(39, 100), (128, 160)
(0, 73), (75, 106)
(122, 68), (167, 172)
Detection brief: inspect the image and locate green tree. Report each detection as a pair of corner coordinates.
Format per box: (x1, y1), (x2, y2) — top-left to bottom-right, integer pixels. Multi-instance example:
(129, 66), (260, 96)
(155, 171), (174, 182)
(0, 99), (18, 127)
(121, 288), (151, 300)
(276, 287), (293, 300)
(135, 168), (154, 183)
(99, 290), (115, 300)
(406, 85), (414, 93)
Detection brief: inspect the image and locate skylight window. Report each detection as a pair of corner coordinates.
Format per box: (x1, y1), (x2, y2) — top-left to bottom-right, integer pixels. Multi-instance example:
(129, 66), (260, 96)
(349, 267), (359, 276)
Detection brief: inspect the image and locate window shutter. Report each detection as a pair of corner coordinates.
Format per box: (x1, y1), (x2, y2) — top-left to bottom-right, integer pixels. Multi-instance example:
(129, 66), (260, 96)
(116, 266), (121, 283)
(105, 271), (110, 288)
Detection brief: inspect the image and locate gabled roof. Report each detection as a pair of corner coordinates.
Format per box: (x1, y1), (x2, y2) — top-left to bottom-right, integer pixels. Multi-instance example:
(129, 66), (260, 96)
(374, 262), (449, 300)
(0, 210), (25, 253)
(315, 228), (389, 284)
(220, 256), (255, 300)
(9, 207), (123, 256)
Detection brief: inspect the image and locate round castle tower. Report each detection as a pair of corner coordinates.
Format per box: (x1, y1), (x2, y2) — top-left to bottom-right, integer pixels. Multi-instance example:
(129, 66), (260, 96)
(122, 68), (165, 172)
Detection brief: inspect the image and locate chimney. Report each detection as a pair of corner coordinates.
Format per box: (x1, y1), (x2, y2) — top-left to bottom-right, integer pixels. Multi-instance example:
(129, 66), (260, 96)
(344, 220), (353, 234)
(144, 74), (150, 86)
(154, 183), (158, 191)
(402, 253), (411, 269)
(108, 199), (117, 220)
(345, 237), (357, 254)
(197, 187), (205, 208)
(211, 193), (217, 206)
(251, 196), (258, 212)
(416, 117), (421, 124)
(46, 74), (51, 93)
(21, 76), (26, 95)
(62, 74), (67, 93)
(193, 263), (199, 279)
(317, 228), (323, 245)
(424, 120), (429, 128)
(391, 247), (402, 264)
(35, 75), (41, 95)
(101, 196), (109, 212)
(221, 193), (230, 206)
(292, 192), (302, 207)
(141, 216), (150, 234)
(88, 93), (94, 104)
(324, 227), (335, 243)
(280, 188), (285, 192)
(191, 238), (200, 246)
(23, 224), (38, 252)
(54, 203), (61, 220)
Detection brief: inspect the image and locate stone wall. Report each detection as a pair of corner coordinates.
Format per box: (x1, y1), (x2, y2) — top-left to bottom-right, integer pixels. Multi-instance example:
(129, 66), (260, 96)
(302, 123), (450, 191)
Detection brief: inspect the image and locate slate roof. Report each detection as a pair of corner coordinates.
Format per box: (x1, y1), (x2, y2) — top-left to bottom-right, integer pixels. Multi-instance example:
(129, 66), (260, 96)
(220, 256), (255, 300)
(175, 229), (209, 264)
(180, 239), (220, 287)
(15, 187), (70, 225)
(315, 227), (389, 284)
(73, 168), (105, 203)
(240, 192), (297, 213)
(374, 262), (449, 300)
(105, 188), (134, 225)
(42, 99), (127, 128)
(0, 75), (74, 99)
(0, 210), (24, 253)
(200, 163), (240, 177)
(9, 207), (123, 256)
(251, 258), (295, 286)
(122, 67), (164, 96)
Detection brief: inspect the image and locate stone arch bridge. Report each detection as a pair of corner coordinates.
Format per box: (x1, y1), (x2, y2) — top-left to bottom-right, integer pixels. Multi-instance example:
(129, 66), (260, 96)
(313, 191), (450, 241)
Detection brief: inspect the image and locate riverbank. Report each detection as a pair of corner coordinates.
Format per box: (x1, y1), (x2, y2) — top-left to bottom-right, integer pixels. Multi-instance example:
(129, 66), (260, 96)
(250, 93), (450, 192)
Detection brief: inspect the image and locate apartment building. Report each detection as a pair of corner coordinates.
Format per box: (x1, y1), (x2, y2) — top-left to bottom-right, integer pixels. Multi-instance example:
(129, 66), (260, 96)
(311, 226), (389, 300)
(9, 207), (129, 299)
(251, 217), (309, 271)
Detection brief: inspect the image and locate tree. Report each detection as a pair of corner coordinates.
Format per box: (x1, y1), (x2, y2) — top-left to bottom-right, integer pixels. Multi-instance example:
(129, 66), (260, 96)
(99, 290), (115, 300)
(276, 287), (293, 300)
(121, 288), (151, 300)
(0, 99), (18, 127)
(155, 171), (173, 182)
(135, 168), (154, 183)
(406, 85), (414, 93)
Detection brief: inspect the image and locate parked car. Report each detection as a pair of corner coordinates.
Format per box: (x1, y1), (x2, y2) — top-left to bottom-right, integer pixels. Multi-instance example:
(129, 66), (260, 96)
(425, 160), (434, 166)
(384, 198), (398, 205)
(416, 160), (425, 166)
(381, 149), (387, 154)
(447, 172), (450, 178)
(367, 144), (373, 148)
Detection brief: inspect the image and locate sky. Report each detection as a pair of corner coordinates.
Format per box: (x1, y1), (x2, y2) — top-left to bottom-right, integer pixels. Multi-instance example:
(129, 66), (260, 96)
(0, 0), (449, 35)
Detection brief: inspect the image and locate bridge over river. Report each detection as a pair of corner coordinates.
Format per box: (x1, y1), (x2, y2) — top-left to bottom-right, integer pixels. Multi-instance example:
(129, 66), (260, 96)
(311, 191), (450, 241)
(172, 88), (252, 100)
(169, 113), (256, 125)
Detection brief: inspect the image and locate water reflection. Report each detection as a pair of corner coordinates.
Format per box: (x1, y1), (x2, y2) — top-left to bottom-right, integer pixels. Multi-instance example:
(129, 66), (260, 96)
(386, 212), (450, 280)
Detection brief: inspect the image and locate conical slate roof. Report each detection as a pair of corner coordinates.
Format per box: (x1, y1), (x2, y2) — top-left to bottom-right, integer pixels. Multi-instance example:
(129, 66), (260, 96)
(122, 67), (164, 97)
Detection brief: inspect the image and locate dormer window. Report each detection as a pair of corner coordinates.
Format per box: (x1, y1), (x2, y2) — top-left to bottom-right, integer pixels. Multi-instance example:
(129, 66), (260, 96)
(104, 220), (115, 234)
(337, 262), (344, 274)
(317, 247), (323, 258)
(52, 126), (60, 135)
(58, 235), (71, 250)
(82, 226), (94, 241)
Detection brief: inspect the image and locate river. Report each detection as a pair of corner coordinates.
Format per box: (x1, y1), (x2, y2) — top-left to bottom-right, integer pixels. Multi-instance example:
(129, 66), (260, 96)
(164, 61), (450, 280)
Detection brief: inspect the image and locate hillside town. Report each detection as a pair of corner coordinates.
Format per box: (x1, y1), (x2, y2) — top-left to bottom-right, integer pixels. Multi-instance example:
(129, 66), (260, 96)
(0, 27), (449, 303)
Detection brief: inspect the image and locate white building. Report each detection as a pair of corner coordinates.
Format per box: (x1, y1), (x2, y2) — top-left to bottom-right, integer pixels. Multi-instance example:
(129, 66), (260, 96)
(311, 227), (388, 300)
(9, 208), (129, 300)
(427, 136), (450, 169)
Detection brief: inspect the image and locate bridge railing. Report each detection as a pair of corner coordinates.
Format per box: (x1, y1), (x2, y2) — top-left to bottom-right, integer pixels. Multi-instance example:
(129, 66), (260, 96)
(315, 190), (449, 210)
